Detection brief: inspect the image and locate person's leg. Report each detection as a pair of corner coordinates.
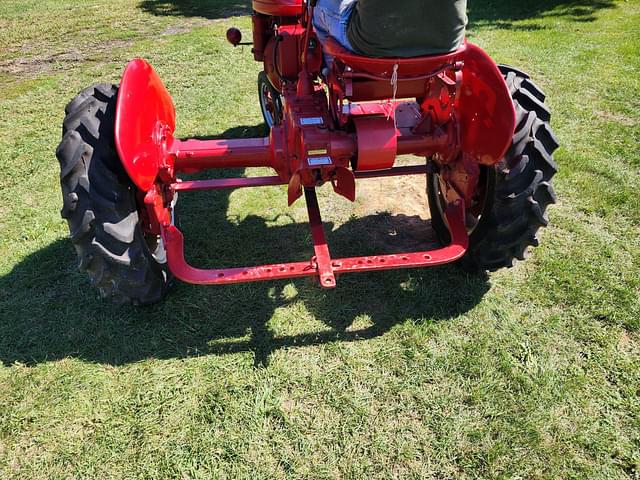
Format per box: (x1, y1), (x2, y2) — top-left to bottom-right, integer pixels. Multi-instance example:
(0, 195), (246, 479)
(313, 0), (357, 51)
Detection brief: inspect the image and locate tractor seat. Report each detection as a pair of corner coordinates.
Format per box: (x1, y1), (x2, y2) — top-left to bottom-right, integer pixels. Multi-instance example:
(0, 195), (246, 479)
(322, 37), (466, 78)
(253, 0), (302, 16)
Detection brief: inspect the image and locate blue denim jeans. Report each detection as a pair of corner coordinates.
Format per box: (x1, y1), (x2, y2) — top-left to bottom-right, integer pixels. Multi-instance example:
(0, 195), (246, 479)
(313, 0), (357, 56)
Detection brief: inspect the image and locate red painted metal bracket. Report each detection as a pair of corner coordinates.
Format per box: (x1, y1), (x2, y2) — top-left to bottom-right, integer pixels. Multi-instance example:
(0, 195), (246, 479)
(161, 171), (468, 287)
(304, 188), (336, 288)
(171, 165), (431, 193)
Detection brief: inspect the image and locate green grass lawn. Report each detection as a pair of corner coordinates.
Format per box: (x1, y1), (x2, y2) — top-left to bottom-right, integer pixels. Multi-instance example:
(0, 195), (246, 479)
(1, 0), (639, 478)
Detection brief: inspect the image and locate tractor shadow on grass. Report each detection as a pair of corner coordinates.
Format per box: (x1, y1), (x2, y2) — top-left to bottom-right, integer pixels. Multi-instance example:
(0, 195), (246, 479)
(137, 0), (615, 26)
(138, 0), (252, 19)
(0, 233), (489, 369)
(0, 124), (490, 368)
(467, 0), (616, 29)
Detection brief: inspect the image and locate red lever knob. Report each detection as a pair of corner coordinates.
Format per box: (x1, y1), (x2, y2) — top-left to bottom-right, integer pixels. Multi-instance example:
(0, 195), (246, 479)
(226, 28), (242, 47)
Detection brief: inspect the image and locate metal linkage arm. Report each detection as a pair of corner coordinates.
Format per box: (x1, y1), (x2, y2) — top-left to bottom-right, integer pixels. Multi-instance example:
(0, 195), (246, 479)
(161, 172), (468, 287)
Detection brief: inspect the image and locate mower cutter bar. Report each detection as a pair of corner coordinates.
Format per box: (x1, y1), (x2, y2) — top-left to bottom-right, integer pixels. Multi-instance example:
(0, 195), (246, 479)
(161, 181), (468, 287)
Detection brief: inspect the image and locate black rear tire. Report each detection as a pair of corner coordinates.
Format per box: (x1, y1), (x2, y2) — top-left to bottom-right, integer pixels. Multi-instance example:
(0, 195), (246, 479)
(56, 84), (171, 305)
(258, 71), (283, 128)
(428, 66), (559, 272)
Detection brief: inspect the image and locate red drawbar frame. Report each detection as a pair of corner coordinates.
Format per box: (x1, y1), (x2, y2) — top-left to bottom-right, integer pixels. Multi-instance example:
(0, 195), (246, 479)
(162, 166), (469, 288)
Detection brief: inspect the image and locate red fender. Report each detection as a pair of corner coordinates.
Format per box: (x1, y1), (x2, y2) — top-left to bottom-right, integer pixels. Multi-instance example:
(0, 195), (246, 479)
(115, 59), (176, 192)
(252, 0), (302, 16)
(458, 43), (516, 165)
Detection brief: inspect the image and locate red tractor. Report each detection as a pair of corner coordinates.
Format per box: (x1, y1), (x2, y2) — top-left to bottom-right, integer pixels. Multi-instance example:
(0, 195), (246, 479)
(56, 0), (558, 304)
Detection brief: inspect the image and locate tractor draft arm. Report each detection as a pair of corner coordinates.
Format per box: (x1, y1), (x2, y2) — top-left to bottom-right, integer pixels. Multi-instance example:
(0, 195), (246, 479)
(162, 189), (468, 287)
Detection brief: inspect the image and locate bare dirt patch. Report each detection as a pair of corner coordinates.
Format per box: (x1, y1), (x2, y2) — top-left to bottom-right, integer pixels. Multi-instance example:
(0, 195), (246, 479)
(0, 15), (234, 79)
(0, 39), (133, 77)
(355, 173), (431, 220)
(617, 330), (638, 352)
(345, 167), (439, 253)
(597, 110), (635, 127)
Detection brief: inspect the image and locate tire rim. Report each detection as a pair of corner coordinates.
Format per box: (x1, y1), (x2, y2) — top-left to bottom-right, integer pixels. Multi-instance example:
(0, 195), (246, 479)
(429, 166), (492, 235)
(259, 80), (280, 128)
(138, 192), (178, 265)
